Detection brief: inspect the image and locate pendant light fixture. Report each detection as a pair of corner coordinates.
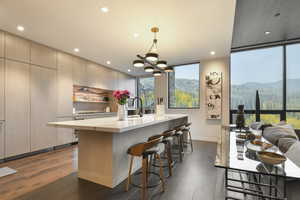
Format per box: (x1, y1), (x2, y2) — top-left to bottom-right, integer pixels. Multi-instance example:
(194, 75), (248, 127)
(133, 60), (144, 67)
(157, 60), (167, 68)
(132, 27), (170, 76)
(144, 66), (154, 73)
(153, 71), (162, 76)
(164, 66), (174, 72)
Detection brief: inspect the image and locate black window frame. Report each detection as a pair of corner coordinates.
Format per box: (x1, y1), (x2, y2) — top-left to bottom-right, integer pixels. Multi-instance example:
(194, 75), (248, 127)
(230, 41), (300, 127)
(167, 62), (200, 109)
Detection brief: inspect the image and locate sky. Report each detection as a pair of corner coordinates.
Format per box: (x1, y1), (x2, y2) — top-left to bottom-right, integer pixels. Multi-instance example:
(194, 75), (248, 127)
(231, 43), (300, 85)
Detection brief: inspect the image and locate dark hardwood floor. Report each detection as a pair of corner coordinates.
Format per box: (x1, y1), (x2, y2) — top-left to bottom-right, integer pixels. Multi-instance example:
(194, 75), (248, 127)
(1, 141), (299, 200)
(0, 141), (225, 200)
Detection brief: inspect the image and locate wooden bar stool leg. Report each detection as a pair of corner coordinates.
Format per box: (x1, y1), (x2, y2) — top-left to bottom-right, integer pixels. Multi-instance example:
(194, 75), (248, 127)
(126, 156), (134, 191)
(156, 153), (165, 192)
(189, 131), (194, 152)
(142, 156), (148, 200)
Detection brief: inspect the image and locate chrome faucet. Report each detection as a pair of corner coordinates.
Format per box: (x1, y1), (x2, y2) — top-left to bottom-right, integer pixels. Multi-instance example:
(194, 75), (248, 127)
(133, 96), (143, 117)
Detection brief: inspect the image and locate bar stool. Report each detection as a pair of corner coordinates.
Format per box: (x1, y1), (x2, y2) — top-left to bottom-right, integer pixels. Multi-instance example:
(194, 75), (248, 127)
(173, 125), (185, 162)
(126, 136), (165, 200)
(182, 122), (193, 152)
(148, 130), (176, 177)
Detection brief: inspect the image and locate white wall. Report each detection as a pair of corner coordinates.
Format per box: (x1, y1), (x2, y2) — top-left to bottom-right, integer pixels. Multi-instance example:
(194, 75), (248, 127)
(155, 57), (230, 142)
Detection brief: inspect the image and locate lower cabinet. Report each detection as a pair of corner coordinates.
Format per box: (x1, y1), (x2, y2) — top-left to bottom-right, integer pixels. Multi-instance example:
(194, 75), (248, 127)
(0, 121), (4, 159)
(30, 66), (57, 151)
(56, 117), (75, 146)
(5, 60), (30, 157)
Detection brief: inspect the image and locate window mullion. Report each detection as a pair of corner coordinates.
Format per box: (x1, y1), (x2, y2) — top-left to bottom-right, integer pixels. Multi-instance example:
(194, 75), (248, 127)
(282, 45), (287, 121)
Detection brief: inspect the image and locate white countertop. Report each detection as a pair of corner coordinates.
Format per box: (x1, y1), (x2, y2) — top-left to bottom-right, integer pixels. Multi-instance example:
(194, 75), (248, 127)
(48, 114), (188, 133)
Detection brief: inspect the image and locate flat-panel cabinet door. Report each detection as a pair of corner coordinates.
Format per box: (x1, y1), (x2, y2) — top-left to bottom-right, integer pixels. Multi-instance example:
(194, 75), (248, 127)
(30, 43), (57, 69)
(30, 66), (57, 151)
(5, 33), (30, 63)
(5, 60), (30, 157)
(57, 53), (73, 117)
(0, 121), (4, 159)
(0, 59), (4, 120)
(101, 67), (116, 90)
(86, 62), (99, 88)
(0, 31), (4, 58)
(56, 117), (74, 146)
(73, 57), (87, 86)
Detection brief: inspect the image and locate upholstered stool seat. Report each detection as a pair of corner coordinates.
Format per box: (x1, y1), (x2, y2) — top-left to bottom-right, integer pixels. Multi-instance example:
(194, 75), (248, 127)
(145, 143), (165, 155)
(148, 130), (175, 177)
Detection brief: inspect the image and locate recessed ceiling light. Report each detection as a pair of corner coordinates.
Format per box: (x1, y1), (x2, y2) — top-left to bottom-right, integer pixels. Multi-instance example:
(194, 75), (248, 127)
(265, 31), (271, 35)
(17, 25), (24, 32)
(101, 7), (109, 13)
(106, 61), (111, 65)
(133, 33), (139, 38)
(128, 69), (131, 72)
(210, 51), (215, 55)
(74, 48), (80, 52)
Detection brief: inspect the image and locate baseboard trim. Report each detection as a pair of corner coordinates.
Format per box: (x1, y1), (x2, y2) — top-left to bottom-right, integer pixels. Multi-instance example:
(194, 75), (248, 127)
(2, 142), (77, 163)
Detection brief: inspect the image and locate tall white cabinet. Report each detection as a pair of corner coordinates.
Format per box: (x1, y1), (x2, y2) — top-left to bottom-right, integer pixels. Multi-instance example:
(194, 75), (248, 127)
(1, 31), (137, 159)
(0, 58), (4, 159)
(73, 57), (87, 86)
(5, 60), (30, 157)
(57, 52), (73, 117)
(30, 66), (57, 151)
(0, 121), (4, 159)
(56, 52), (74, 145)
(0, 59), (4, 120)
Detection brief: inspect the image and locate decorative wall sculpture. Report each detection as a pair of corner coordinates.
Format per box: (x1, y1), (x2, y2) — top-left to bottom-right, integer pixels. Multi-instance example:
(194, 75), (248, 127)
(206, 72), (222, 119)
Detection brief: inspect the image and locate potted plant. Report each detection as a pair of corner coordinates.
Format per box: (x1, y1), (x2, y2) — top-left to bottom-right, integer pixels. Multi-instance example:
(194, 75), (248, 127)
(113, 90), (130, 121)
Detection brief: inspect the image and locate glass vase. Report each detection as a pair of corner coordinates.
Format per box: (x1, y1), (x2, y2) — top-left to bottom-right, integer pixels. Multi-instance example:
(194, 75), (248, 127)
(117, 104), (128, 121)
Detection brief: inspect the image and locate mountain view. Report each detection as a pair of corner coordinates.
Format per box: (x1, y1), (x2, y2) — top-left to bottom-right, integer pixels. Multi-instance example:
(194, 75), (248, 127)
(231, 79), (300, 128)
(140, 77), (300, 128)
(169, 78), (199, 108)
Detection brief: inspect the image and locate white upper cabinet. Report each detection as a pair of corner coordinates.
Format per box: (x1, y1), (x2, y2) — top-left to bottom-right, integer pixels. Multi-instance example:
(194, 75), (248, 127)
(98, 66), (113, 90)
(0, 59), (4, 120)
(57, 52), (73, 117)
(0, 31), (4, 58)
(30, 42), (57, 69)
(30, 65), (57, 151)
(5, 33), (30, 63)
(110, 71), (119, 91)
(5, 60), (30, 157)
(73, 56), (87, 86)
(86, 62), (100, 88)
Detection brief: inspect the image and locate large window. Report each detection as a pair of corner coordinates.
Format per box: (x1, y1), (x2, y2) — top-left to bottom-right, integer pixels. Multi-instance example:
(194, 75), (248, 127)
(286, 44), (300, 128)
(287, 44), (300, 109)
(138, 77), (155, 110)
(230, 43), (300, 129)
(168, 63), (200, 109)
(231, 47), (283, 110)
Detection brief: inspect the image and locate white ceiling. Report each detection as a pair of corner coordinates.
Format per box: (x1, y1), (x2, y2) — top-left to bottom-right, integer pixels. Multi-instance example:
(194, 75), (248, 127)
(0, 0), (236, 76)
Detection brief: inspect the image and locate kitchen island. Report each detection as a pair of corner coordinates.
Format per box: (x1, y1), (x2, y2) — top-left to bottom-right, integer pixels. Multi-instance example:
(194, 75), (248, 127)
(48, 114), (188, 188)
